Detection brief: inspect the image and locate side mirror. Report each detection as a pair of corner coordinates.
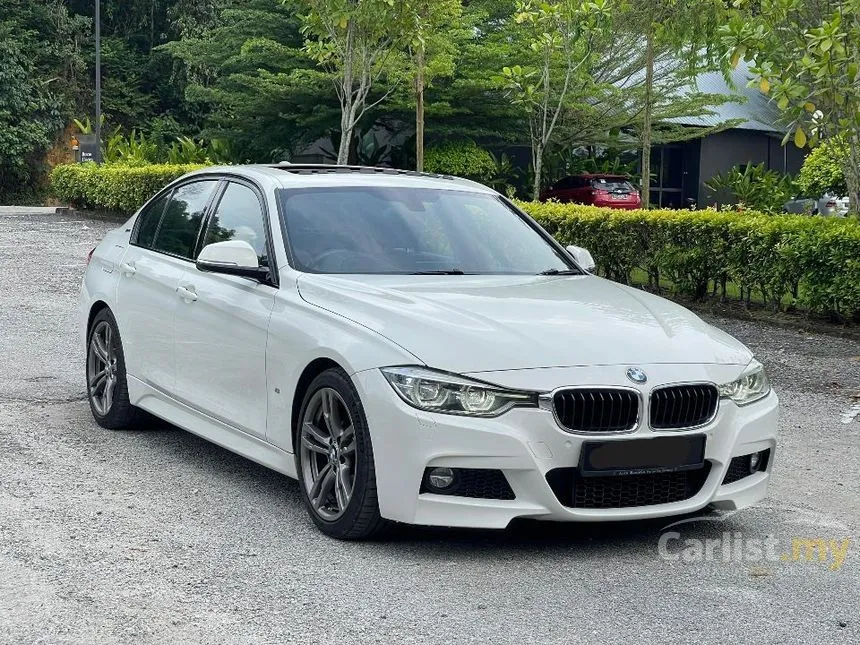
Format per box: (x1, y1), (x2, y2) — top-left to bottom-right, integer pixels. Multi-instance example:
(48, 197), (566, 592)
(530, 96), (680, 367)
(566, 244), (596, 272)
(196, 240), (267, 281)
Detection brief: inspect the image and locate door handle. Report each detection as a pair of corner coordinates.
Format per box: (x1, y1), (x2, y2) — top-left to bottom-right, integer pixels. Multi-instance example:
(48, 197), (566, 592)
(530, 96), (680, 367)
(176, 285), (198, 302)
(120, 261), (136, 276)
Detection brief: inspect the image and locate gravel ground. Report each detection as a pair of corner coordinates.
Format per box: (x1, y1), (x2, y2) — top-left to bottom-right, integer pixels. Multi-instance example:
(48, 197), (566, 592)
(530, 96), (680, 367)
(1, 210), (858, 645)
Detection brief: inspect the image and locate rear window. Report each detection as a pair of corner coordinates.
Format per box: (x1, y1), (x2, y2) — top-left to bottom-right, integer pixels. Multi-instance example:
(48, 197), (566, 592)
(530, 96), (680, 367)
(152, 180), (219, 259)
(135, 193), (169, 248)
(590, 178), (635, 192)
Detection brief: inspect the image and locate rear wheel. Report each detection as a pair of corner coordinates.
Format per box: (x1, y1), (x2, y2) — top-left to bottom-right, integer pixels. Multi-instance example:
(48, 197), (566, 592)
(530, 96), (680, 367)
(296, 368), (390, 539)
(86, 308), (142, 429)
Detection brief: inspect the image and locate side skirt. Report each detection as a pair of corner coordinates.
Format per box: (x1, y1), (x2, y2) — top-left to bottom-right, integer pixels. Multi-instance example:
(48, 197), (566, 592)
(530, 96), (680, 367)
(127, 375), (298, 480)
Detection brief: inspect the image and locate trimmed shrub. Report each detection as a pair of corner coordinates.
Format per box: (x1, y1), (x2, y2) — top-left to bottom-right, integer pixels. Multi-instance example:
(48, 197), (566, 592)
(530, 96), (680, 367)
(796, 138), (848, 197)
(51, 162), (207, 213)
(518, 201), (860, 320)
(424, 141), (497, 182)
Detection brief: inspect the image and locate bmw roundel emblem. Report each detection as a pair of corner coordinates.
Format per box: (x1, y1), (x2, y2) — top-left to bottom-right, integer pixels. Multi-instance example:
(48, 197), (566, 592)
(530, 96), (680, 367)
(626, 367), (647, 384)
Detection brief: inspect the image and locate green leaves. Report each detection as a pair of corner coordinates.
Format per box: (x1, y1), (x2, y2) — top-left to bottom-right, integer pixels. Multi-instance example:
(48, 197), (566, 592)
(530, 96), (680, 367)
(704, 162), (796, 213)
(794, 127), (807, 148)
(50, 163), (208, 213)
(724, 1), (860, 208)
(519, 200), (860, 319)
(797, 137), (849, 196)
(424, 140), (497, 180)
(0, 1), (86, 201)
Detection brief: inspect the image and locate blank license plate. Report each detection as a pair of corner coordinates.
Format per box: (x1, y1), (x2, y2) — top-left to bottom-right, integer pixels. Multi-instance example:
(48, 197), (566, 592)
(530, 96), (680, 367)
(579, 435), (706, 477)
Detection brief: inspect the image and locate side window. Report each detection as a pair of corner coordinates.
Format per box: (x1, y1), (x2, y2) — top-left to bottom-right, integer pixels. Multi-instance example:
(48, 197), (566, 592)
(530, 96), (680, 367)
(203, 182), (269, 266)
(152, 180), (218, 259)
(135, 192), (169, 248)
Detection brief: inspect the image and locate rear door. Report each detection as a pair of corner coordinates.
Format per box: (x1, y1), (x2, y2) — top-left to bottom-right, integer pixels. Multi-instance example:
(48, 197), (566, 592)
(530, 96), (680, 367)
(115, 179), (219, 392)
(172, 179), (277, 439)
(552, 177), (577, 202)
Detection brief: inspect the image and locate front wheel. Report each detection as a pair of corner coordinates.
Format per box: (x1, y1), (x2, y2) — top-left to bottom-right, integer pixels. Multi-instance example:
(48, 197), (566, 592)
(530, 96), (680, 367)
(295, 368), (390, 540)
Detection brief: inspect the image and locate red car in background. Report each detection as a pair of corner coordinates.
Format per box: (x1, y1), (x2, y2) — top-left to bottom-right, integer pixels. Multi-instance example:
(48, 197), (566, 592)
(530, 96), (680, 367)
(540, 174), (641, 209)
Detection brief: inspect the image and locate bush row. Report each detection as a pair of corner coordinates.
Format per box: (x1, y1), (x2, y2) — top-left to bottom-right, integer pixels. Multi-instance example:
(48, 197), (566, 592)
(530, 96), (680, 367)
(49, 162), (859, 319)
(51, 162), (207, 213)
(518, 201), (860, 320)
(424, 141), (497, 182)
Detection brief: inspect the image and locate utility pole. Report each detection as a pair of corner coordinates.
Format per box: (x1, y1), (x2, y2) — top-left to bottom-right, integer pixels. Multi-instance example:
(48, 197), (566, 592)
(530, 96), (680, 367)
(94, 0), (102, 163)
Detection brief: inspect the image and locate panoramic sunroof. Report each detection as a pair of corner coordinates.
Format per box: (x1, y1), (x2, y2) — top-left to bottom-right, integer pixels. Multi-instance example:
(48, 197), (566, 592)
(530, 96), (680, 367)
(272, 164), (455, 180)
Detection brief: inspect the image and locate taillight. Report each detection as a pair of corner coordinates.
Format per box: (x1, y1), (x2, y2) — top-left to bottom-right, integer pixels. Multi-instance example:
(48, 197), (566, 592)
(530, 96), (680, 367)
(86, 248), (95, 266)
(825, 200), (837, 208)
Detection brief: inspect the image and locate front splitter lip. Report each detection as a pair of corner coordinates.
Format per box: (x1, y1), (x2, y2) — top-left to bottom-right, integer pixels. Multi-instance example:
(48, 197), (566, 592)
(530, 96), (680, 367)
(410, 456), (773, 529)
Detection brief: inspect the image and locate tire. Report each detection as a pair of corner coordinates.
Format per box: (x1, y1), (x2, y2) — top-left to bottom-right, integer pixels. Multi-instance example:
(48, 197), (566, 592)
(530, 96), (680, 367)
(295, 368), (390, 540)
(86, 308), (144, 430)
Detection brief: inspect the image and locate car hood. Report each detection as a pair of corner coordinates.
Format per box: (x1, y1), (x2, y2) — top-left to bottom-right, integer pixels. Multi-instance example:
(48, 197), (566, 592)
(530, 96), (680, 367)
(296, 274), (753, 373)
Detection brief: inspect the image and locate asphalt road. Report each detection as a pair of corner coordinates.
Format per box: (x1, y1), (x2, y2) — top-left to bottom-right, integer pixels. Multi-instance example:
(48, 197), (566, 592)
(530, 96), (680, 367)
(1, 209), (858, 645)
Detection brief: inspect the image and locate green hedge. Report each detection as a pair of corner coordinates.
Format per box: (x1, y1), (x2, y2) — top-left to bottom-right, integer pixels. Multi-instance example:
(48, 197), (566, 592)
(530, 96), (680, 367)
(51, 163), (207, 213)
(49, 162), (860, 318)
(424, 141), (497, 182)
(518, 201), (860, 320)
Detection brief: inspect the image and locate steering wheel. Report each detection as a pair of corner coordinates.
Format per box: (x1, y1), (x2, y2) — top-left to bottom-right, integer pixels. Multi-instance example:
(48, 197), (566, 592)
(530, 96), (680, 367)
(309, 249), (400, 272)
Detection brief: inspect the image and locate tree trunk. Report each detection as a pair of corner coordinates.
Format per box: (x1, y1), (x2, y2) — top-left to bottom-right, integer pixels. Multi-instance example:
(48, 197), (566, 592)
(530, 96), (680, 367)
(532, 143), (543, 201)
(337, 22), (356, 165)
(844, 132), (860, 213)
(640, 30), (654, 209)
(415, 45), (425, 172)
(337, 120), (352, 165)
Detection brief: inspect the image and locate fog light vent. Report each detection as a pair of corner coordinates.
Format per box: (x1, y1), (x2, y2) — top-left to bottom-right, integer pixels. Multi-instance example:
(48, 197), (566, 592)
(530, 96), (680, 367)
(722, 449), (771, 485)
(419, 467), (515, 500)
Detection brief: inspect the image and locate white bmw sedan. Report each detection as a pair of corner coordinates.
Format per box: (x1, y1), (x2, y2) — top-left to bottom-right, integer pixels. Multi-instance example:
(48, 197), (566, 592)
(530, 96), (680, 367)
(80, 165), (778, 539)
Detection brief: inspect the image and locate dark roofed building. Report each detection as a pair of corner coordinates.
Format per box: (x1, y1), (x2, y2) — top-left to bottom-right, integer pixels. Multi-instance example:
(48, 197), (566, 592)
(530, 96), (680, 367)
(651, 62), (807, 208)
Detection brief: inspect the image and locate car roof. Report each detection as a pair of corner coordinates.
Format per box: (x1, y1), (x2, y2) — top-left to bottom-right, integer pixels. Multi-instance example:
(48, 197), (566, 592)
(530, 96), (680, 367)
(183, 164), (496, 194)
(572, 173), (630, 179)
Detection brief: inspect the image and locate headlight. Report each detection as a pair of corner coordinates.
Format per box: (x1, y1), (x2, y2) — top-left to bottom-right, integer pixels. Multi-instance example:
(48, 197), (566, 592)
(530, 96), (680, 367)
(718, 359), (770, 405)
(381, 366), (537, 417)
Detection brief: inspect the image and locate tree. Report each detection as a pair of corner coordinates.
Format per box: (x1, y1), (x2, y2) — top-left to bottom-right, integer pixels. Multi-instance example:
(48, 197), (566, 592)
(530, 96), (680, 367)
(0, 1), (88, 202)
(401, 0), (525, 149)
(166, 1), (331, 162)
(297, 0), (414, 164)
(535, 2), (739, 188)
(501, 0), (613, 200)
(721, 0), (860, 210)
(617, 0), (728, 207)
(404, 0), (462, 171)
(796, 136), (849, 196)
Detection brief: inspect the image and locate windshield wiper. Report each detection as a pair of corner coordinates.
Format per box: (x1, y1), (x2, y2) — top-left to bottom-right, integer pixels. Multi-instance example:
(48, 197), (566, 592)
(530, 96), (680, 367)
(537, 268), (581, 276)
(410, 269), (466, 275)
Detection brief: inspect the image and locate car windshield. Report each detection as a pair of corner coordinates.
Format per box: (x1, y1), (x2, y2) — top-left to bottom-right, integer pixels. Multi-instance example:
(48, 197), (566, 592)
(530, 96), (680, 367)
(590, 178), (634, 192)
(278, 187), (578, 275)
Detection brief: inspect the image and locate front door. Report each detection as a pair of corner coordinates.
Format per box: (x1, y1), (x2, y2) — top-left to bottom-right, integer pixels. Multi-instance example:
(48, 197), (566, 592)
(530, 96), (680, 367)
(172, 180), (276, 440)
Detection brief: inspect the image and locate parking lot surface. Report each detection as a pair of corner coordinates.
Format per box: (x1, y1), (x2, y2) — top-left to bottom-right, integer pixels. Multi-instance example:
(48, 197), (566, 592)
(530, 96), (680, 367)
(1, 210), (858, 644)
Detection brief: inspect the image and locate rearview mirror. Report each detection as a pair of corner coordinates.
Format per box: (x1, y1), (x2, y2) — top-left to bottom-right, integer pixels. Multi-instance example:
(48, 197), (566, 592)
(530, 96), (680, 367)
(566, 245), (596, 272)
(197, 240), (267, 281)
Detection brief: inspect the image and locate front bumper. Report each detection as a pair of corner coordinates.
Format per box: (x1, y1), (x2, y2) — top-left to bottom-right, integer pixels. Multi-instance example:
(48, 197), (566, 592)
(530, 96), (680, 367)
(353, 365), (778, 529)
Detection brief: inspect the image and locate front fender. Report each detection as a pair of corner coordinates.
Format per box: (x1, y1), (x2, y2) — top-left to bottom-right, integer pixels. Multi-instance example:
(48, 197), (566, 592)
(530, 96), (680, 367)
(265, 286), (422, 453)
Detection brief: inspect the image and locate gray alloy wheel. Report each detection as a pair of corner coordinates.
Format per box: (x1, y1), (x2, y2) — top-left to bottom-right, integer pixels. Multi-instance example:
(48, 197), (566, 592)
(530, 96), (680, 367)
(85, 308), (144, 430)
(87, 320), (118, 416)
(295, 368), (390, 539)
(299, 387), (358, 521)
